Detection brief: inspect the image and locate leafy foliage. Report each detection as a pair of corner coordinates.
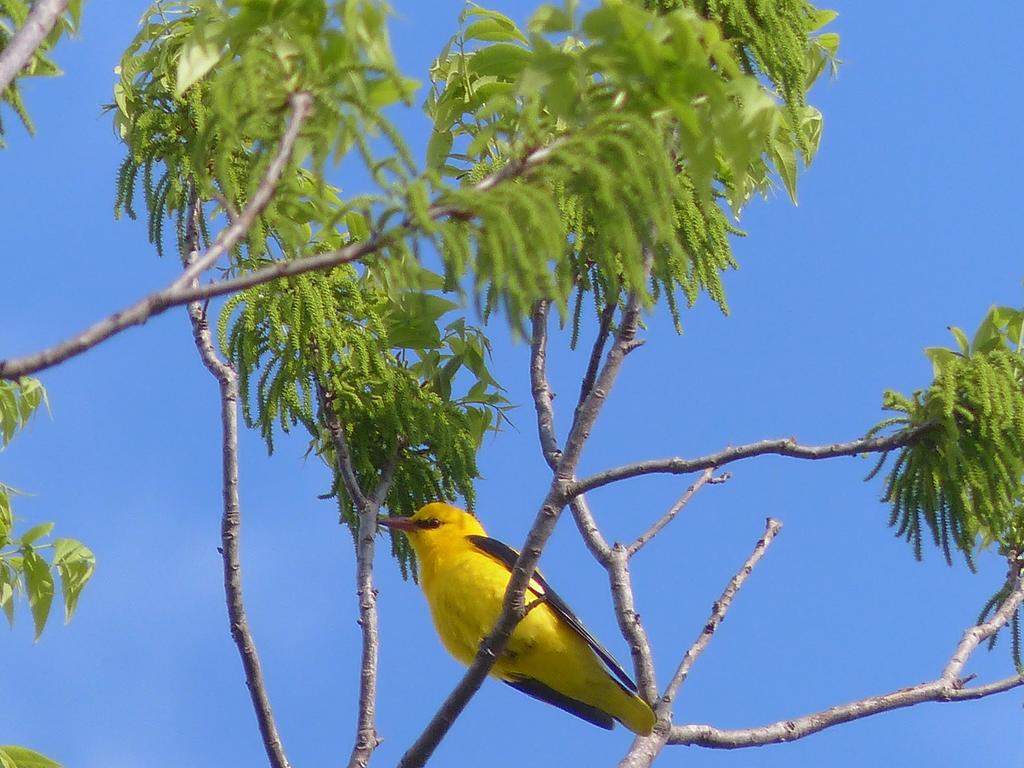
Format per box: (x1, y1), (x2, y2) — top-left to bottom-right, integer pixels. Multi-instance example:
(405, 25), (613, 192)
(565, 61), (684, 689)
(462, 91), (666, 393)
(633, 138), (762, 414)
(418, 0), (837, 333)
(644, 0), (840, 127)
(0, 0), (82, 148)
(868, 338), (1024, 567)
(0, 379), (94, 638)
(220, 266), (509, 575)
(113, 0), (837, 576)
(112, 0), (416, 259)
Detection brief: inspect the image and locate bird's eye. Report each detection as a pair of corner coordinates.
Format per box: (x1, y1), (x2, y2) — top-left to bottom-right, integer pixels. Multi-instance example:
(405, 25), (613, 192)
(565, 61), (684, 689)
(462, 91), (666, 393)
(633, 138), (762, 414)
(417, 518), (442, 530)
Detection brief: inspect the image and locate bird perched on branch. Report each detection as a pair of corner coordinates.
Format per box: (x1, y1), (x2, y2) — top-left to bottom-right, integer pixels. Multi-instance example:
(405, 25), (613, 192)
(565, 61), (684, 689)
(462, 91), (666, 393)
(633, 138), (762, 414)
(378, 502), (656, 735)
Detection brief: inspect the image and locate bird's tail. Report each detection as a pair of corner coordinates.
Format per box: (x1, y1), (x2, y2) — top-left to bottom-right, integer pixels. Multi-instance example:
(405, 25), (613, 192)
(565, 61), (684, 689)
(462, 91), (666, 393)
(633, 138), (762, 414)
(613, 690), (656, 736)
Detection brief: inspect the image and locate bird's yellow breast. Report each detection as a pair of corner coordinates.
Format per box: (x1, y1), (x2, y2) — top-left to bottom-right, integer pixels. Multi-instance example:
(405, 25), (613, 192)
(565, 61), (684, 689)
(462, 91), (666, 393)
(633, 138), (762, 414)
(416, 535), (605, 688)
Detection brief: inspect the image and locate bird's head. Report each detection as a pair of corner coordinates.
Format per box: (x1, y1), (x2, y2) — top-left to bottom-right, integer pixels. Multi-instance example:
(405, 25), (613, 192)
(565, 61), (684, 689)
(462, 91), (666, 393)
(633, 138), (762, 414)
(377, 502), (486, 559)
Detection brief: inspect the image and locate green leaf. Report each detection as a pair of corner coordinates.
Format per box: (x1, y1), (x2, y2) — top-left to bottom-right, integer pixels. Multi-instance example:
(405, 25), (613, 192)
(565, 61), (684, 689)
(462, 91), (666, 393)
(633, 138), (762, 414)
(0, 485), (11, 538)
(924, 346), (963, 377)
(0, 746), (63, 768)
(344, 212), (370, 242)
(467, 43), (531, 79)
(809, 9), (839, 30)
(52, 538), (95, 623)
(529, 6), (574, 34)
(366, 76), (419, 108)
(21, 550), (54, 640)
(174, 36), (222, 97)
(0, 562), (16, 628)
(19, 522), (54, 547)
(387, 320), (442, 350)
(771, 142), (799, 204)
(972, 311), (1003, 354)
(426, 130), (454, 171)
(464, 18), (527, 44)
(949, 326), (971, 356)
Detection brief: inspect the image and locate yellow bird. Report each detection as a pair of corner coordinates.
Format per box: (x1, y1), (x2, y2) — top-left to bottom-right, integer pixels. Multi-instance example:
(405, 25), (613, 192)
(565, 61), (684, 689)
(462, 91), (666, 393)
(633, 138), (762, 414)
(378, 502), (656, 735)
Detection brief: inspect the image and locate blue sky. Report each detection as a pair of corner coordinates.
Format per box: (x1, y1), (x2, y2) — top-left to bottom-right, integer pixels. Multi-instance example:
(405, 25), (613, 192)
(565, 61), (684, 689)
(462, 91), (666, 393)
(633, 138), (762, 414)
(3, 1), (1024, 766)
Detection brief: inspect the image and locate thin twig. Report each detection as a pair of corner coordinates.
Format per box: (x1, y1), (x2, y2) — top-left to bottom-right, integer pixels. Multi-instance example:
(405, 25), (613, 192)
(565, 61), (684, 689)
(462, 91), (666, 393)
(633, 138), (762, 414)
(316, 371), (396, 768)
(577, 300), (617, 410)
(619, 518), (783, 768)
(570, 424), (934, 498)
(0, 135), (563, 382)
(529, 299), (561, 470)
(567, 495), (611, 565)
(0, 0), (69, 94)
(603, 469), (731, 699)
(626, 469), (717, 557)
(668, 675), (1024, 748)
(664, 518), (784, 705)
(398, 255), (652, 768)
(666, 563), (1024, 750)
(184, 194), (291, 768)
(345, 446), (398, 768)
(316, 375), (369, 510)
(941, 564), (1024, 683)
(606, 542), (658, 703)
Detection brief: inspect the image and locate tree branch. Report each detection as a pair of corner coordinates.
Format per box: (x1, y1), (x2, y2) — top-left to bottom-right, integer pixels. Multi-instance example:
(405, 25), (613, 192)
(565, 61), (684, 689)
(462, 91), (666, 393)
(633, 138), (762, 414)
(529, 298), (656, 699)
(175, 92), (314, 289)
(606, 542), (658, 703)
(619, 518), (783, 768)
(668, 675), (1024, 748)
(316, 376), (369, 510)
(602, 472), (728, 704)
(666, 562), (1024, 750)
(398, 256), (651, 768)
(576, 300), (617, 410)
(626, 469), (719, 557)
(567, 495), (612, 565)
(0, 132), (562, 382)
(664, 517), (784, 706)
(345, 447), (394, 768)
(0, 0), (69, 94)
(941, 563), (1024, 683)
(315, 371), (397, 768)
(183, 195), (291, 768)
(529, 299), (561, 470)
(570, 424), (934, 498)
(0, 92), (313, 381)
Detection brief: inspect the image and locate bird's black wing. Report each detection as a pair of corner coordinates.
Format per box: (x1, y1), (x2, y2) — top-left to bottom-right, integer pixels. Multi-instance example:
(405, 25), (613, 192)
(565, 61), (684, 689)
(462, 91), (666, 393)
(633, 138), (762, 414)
(466, 534), (638, 693)
(503, 677), (614, 730)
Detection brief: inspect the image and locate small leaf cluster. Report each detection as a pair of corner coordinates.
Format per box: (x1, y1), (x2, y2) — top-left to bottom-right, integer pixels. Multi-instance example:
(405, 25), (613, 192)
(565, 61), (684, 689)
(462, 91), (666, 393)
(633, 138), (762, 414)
(0, 376), (46, 447)
(926, 305), (1024, 372)
(0, 0), (82, 148)
(220, 266), (508, 575)
(645, 0), (839, 131)
(0, 516), (95, 640)
(112, 0), (416, 260)
(0, 379), (94, 639)
(418, 0), (838, 333)
(0, 745), (61, 768)
(644, 0), (839, 202)
(868, 346), (1024, 567)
